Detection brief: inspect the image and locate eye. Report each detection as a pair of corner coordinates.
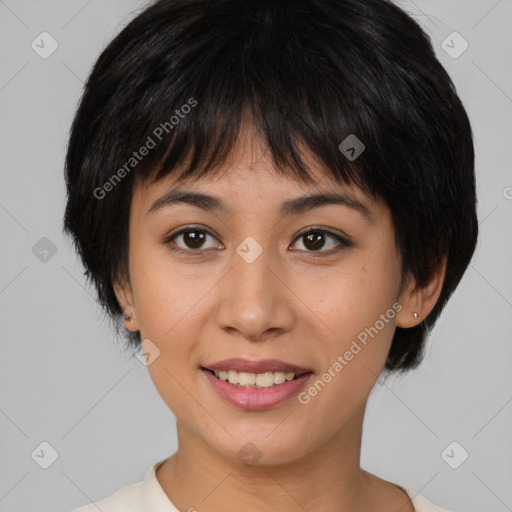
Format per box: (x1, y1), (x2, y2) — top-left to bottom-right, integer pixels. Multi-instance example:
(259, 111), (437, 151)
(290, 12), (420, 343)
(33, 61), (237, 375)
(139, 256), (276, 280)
(164, 225), (351, 256)
(164, 226), (222, 255)
(290, 227), (351, 256)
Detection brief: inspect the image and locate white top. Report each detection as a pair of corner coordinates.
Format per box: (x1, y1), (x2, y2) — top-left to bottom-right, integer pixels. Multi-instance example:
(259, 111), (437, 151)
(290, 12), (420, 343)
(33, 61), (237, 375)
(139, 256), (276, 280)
(71, 458), (454, 512)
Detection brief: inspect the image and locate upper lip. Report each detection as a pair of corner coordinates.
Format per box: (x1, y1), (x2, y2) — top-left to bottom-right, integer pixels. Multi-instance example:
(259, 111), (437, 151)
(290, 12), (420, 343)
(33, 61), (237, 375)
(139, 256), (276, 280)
(203, 358), (312, 375)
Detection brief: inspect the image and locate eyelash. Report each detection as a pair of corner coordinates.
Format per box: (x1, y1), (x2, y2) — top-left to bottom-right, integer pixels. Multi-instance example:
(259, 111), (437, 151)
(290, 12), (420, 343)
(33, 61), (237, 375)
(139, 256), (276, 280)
(163, 225), (352, 257)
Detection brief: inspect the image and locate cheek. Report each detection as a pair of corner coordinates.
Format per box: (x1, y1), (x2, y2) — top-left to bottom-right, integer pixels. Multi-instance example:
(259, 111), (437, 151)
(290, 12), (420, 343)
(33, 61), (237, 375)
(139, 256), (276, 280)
(309, 255), (400, 335)
(129, 248), (205, 412)
(302, 251), (401, 386)
(129, 243), (206, 338)
(298, 264), (399, 424)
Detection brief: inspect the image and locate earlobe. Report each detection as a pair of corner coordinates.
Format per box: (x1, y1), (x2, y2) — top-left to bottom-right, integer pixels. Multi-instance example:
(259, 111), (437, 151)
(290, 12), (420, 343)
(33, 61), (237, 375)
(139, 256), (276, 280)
(396, 256), (447, 328)
(113, 279), (139, 332)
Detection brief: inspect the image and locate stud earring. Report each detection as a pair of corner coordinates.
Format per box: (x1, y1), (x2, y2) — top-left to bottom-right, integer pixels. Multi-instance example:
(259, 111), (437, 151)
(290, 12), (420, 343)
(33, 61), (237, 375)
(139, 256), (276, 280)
(413, 312), (419, 320)
(124, 312), (133, 321)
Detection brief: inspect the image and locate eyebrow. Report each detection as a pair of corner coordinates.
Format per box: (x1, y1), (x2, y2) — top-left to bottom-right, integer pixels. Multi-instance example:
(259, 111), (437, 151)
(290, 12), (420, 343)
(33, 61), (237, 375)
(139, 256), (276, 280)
(147, 189), (372, 220)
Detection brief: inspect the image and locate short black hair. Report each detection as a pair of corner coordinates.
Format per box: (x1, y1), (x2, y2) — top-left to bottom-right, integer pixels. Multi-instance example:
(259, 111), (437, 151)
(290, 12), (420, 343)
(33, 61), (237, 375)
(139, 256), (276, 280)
(63, 0), (478, 374)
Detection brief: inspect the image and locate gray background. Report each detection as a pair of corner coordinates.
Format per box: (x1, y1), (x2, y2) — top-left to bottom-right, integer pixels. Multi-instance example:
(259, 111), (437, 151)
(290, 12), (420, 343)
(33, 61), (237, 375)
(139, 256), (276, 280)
(0, 1), (511, 511)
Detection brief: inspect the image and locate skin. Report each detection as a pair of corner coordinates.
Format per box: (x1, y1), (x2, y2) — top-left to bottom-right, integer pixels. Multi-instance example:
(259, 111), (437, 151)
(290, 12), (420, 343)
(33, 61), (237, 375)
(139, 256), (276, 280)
(114, 129), (446, 512)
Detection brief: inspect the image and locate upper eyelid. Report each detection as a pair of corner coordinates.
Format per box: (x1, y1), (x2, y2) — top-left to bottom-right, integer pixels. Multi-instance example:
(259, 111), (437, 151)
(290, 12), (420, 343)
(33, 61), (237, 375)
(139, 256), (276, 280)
(166, 225), (219, 242)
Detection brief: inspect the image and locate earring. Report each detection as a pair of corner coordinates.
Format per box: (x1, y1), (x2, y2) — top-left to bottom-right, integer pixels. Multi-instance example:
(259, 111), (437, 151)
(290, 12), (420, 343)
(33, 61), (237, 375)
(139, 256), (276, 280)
(413, 312), (419, 320)
(124, 312), (133, 321)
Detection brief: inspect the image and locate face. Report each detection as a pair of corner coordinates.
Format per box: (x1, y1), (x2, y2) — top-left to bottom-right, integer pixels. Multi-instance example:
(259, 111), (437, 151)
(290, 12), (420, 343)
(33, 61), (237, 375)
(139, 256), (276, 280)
(115, 132), (417, 467)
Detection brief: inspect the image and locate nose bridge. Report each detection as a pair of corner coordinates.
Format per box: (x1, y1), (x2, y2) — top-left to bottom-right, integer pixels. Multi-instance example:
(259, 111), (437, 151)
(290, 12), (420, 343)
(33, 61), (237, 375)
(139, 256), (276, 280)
(214, 239), (294, 339)
(233, 240), (274, 300)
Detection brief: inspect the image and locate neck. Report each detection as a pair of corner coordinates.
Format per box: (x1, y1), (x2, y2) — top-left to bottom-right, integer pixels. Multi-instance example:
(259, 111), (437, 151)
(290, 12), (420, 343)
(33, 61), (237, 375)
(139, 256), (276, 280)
(155, 405), (394, 512)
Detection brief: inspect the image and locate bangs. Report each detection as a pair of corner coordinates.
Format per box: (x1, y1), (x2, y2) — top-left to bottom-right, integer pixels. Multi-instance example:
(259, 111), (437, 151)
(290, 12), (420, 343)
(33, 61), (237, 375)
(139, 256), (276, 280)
(144, 99), (370, 194)
(99, 1), (383, 196)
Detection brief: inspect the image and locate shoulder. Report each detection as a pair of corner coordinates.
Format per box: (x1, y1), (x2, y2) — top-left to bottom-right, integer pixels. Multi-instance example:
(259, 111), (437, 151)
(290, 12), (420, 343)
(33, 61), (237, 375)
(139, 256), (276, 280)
(396, 484), (457, 512)
(70, 480), (143, 512)
(70, 458), (177, 512)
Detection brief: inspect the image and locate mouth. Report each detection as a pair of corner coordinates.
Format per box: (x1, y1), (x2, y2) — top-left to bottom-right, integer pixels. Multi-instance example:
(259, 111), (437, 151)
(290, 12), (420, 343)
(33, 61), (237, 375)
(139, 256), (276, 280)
(200, 364), (314, 410)
(199, 357), (314, 409)
(200, 367), (311, 388)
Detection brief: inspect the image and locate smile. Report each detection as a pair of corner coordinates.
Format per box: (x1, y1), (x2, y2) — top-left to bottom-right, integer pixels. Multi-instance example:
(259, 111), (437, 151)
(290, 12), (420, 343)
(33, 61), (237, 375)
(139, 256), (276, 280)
(201, 367), (313, 410)
(211, 369), (298, 388)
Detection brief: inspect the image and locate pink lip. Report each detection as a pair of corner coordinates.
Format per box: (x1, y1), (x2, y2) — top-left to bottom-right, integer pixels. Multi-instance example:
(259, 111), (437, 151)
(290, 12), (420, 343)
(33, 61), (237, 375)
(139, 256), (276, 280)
(203, 358), (311, 375)
(201, 368), (313, 410)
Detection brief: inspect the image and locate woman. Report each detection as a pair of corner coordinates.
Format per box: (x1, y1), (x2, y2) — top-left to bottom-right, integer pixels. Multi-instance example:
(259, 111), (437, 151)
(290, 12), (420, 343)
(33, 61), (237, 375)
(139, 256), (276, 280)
(64, 0), (478, 510)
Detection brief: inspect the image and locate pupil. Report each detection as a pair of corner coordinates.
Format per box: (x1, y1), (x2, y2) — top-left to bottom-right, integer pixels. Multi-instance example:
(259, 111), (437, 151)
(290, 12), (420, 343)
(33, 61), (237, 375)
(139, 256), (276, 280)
(304, 232), (324, 250)
(185, 230), (205, 249)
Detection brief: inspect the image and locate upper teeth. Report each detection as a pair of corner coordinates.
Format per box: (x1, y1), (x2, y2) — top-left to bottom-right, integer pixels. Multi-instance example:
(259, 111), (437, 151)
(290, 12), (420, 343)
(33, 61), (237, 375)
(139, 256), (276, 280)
(213, 370), (296, 387)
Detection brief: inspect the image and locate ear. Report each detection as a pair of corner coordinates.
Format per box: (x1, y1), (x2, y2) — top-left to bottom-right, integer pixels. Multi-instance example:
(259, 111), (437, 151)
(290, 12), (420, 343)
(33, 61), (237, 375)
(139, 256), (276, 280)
(113, 277), (140, 332)
(396, 256), (447, 328)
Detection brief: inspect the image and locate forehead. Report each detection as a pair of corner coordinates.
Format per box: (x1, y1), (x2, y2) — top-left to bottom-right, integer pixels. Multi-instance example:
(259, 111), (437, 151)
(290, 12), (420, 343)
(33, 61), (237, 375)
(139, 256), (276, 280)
(134, 129), (376, 213)
(134, 161), (377, 228)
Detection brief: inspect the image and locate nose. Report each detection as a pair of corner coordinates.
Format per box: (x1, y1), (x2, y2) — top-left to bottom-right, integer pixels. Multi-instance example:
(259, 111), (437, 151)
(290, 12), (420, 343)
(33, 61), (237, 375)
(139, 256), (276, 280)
(213, 247), (295, 342)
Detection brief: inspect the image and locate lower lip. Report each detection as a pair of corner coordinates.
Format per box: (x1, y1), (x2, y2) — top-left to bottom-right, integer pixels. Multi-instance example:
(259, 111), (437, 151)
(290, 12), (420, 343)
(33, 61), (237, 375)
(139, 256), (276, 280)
(201, 368), (313, 410)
